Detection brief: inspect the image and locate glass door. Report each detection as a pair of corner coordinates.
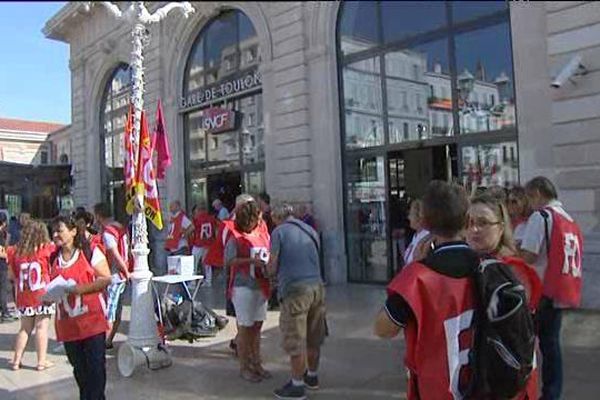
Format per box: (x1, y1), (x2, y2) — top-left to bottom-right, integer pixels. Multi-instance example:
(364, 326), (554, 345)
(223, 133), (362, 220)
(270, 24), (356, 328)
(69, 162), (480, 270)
(345, 155), (388, 282)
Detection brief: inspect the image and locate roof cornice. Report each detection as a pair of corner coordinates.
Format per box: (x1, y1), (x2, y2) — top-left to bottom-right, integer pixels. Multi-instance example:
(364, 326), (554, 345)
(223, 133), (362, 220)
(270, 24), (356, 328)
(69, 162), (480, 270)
(42, 2), (86, 42)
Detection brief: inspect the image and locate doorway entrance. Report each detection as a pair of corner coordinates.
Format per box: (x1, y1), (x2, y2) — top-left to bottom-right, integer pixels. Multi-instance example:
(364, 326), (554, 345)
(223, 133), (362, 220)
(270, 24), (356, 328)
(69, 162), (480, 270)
(206, 172), (242, 213)
(387, 144), (457, 275)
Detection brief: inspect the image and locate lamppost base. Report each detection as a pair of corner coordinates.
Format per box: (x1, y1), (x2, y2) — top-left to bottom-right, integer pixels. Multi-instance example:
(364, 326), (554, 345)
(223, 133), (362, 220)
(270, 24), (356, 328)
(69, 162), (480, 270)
(117, 342), (172, 377)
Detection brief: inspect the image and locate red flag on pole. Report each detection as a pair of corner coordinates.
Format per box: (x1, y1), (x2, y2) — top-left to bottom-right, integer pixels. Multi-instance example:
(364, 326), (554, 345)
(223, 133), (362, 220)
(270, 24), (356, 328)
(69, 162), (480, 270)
(124, 104), (137, 215)
(135, 111), (163, 230)
(152, 99), (171, 180)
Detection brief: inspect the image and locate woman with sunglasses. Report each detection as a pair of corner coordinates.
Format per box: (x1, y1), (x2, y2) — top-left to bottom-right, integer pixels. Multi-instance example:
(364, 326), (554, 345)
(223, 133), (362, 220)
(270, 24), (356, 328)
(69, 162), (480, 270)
(466, 193), (541, 400)
(50, 216), (111, 400)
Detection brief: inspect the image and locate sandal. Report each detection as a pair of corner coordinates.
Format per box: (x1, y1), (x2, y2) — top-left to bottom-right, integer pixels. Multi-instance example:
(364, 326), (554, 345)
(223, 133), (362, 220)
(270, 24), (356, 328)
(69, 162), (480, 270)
(251, 362), (272, 379)
(36, 361), (55, 371)
(240, 368), (262, 383)
(10, 361), (22, 371)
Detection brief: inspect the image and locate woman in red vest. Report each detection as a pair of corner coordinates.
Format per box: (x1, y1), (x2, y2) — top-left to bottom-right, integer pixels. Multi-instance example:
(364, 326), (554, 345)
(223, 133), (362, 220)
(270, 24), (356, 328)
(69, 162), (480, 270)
(224, 199), (271, 382)
(467, 193), (542, 399)
(1, 221), (55, 371)
(50, 216), (111, 400)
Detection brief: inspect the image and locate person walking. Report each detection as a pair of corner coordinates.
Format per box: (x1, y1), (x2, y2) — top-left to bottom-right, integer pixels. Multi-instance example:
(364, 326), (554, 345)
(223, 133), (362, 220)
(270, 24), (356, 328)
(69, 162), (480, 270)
(50, 215), (111, 400)
(374, 181), (479, 399)
(93, 203), (131, 350)
(165, 200), (194, 256)
(268, 203), (327, 400)
(519, 177), (583, 400)
(224, 199), (271, 382)
(1, 221), (56, 370)
(507, 186), (532, 247)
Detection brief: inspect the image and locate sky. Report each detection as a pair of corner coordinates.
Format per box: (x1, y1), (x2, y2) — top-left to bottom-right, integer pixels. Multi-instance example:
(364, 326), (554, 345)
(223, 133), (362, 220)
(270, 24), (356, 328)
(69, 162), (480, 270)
(0, 2), (70, 124)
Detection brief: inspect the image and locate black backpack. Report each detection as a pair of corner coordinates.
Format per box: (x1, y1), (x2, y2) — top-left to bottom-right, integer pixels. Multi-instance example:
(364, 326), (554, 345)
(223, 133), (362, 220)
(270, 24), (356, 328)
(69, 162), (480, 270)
(468, 258), (536, 399)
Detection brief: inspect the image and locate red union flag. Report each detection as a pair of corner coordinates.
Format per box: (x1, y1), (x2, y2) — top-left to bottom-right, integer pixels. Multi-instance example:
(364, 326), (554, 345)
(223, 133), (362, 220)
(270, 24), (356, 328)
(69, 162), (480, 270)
(132, 111), (163, 230)
(124, 104), (136, 214)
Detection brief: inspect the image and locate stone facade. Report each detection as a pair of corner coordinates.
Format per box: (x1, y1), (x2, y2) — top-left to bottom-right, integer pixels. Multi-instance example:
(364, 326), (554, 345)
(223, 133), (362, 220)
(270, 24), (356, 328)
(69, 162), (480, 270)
(45, 2), (600, 303)
(511, 1), (600, 308)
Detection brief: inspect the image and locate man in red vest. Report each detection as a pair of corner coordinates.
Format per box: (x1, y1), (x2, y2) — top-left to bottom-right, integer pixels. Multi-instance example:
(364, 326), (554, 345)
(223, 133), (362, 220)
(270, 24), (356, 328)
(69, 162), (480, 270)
(190, 203), (217, 287)
(519, 176), (583, 400)
(165, 200), (194, 256)
(94, 202), (131, 350)
(374, 181), (480, 399)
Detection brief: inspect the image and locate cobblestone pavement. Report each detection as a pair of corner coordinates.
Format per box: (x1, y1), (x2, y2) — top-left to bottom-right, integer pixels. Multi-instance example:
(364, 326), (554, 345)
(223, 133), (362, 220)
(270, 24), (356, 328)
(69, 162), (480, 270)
(0, 281), (599, 399)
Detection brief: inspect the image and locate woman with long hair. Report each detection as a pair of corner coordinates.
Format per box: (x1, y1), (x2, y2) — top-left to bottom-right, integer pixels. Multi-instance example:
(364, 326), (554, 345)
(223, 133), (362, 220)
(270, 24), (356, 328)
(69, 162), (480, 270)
(507, 186), (533, 247)
(1, 221), (55, 370)
(466, 193), (541, 400)
(50, 216), (111, 399)
(224, 199), (271, 382)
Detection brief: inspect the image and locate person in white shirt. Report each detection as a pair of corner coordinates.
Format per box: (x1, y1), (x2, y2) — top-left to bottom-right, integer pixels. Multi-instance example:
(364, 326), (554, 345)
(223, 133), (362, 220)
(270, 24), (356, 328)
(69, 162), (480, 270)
(403, 199), (432, 265)
(518, 176), (579, 400)
(507, 186), (532, 247)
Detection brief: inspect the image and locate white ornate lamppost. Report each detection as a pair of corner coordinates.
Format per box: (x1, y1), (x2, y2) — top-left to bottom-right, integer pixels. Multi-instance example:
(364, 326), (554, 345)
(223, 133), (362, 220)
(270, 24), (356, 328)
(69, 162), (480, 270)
(83, 1), (194, 377)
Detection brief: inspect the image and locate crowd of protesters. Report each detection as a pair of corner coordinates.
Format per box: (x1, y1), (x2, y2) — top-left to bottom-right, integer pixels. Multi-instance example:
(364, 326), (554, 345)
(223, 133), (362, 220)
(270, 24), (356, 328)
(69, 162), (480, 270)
(375, 176), (583, 400)
(0, 175), (583, 400)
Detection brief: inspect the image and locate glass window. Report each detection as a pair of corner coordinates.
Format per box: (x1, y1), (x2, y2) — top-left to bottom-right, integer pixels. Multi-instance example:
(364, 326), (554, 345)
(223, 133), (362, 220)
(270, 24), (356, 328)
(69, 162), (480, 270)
(386, 39), (451, 143)
(338, 1), (380, 56)
(241, 93), (264, 165)
(460, 141), (518, 191)
(345, 155), (388, 282)
(100, 63), (131, 223)
(187, 110), (206, 163)
(452, 1), (508, 24)
(343, 57), (384, 148)
(381, 1), (446, 43)
(455, 22), (515, 134)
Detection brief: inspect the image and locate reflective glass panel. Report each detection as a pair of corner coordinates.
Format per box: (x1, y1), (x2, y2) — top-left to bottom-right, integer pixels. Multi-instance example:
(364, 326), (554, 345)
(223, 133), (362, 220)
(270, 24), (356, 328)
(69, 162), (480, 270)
(343, 57), (384, 148)
(452, 1), (508, 23)
(188, 110), (206, 163)
(339, 1), (380, 56)
(455, 23), (515, 134)
(346, 156), (388, 282)
(386, 39), (452, 143)
(460, 141), (518, 191)
(241, 93), (264, 165)
(381, 1), (447, 43)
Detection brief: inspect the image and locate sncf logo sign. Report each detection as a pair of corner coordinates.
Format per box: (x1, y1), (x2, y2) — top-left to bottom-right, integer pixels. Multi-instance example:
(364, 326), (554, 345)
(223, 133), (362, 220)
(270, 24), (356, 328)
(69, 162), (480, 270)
(202, 107), (237, 135)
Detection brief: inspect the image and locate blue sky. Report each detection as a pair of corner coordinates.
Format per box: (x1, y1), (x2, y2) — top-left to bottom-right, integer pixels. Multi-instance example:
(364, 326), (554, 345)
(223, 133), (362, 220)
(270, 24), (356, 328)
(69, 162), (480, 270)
(0, 2), (70, 124)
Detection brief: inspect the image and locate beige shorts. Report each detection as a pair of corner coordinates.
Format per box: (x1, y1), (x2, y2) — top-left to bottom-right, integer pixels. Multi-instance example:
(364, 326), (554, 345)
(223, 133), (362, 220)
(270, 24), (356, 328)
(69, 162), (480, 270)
(279, 284), (327, 356)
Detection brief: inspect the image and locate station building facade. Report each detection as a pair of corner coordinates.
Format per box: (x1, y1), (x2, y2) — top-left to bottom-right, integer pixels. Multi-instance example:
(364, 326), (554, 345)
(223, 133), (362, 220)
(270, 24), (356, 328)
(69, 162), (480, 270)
(45, 1), (600, 307)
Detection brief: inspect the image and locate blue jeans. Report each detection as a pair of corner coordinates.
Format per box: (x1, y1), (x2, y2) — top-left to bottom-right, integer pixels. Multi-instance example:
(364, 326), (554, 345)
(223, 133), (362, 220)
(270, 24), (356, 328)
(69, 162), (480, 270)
(538, 298), (563, 400)
(64, 333), (106, 400)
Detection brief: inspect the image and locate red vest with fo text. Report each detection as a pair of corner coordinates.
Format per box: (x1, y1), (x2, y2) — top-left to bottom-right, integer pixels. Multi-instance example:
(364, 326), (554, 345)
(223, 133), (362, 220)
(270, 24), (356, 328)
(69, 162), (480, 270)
(229, 225), (271, 299)
(165, 212), (187, 252)
(203, 219), (235, 268)
(8, 245), (53, 308)
(103, 223), (132, 275)
(52, 250), (109, 342)
(190, 213), (217, 248)
(387, 262), (476, 400)
(542, 207), (583, 307)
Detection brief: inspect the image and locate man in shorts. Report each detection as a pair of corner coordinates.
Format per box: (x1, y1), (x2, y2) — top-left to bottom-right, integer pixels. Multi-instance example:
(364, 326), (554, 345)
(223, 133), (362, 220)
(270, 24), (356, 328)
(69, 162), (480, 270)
(268, 203), (326, 400)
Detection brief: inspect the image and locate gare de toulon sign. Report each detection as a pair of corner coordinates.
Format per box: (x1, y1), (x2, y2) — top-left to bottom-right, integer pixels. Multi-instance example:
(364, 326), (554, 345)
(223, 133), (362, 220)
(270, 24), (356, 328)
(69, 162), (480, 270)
(179, 68), (262, 112)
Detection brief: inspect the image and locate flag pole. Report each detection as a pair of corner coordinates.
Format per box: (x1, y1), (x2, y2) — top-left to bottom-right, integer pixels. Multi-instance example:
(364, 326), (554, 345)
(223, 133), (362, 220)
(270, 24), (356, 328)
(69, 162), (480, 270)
(83, 1), (194, 377)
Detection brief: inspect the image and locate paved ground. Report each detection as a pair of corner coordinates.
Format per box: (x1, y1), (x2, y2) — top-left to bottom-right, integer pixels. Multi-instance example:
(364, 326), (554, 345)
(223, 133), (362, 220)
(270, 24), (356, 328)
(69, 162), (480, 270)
(0, 279), (599, 399)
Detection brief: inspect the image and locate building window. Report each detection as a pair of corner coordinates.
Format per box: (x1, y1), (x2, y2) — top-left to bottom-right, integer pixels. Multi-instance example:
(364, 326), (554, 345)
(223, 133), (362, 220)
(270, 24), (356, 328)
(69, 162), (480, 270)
(183, 9), (265, 211)
(40, 151), (48, 165)
(99, 63), (132, 223)
(338, 0), (515, 282)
